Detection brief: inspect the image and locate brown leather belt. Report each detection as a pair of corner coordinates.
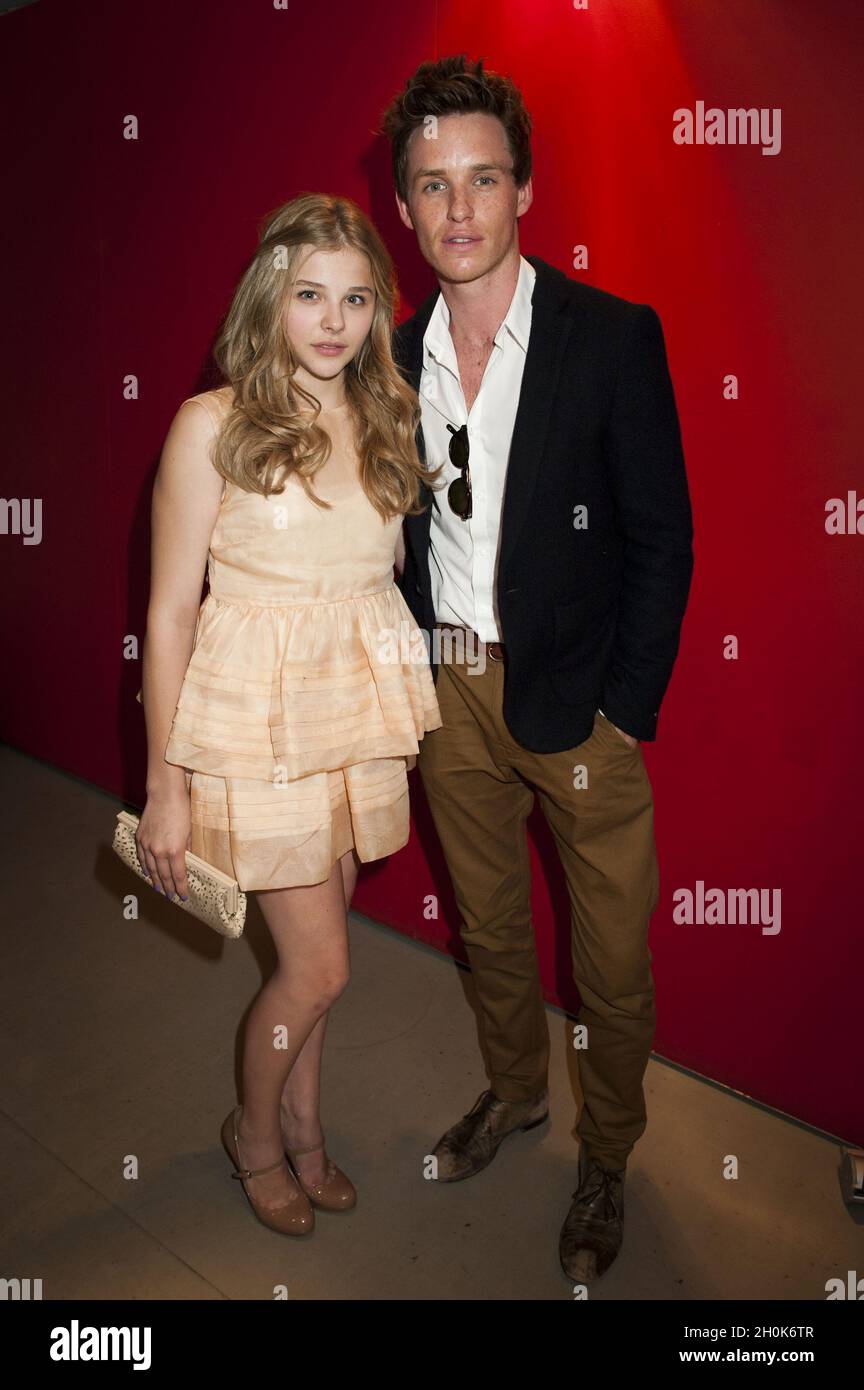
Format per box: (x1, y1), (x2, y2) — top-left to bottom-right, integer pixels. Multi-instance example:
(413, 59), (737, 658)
(434, 621), (506, 662)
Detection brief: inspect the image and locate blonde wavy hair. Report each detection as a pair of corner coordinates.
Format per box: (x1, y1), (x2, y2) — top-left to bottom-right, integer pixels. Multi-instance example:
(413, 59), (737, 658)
(208, 192), (444, 519)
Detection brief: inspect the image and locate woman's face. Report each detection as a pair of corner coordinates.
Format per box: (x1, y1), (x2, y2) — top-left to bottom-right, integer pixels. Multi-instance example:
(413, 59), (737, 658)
(282, 244), (376, 396)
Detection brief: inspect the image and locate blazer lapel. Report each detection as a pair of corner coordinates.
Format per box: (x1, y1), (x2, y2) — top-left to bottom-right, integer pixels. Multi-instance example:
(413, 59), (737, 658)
(499, 255), (573, 573)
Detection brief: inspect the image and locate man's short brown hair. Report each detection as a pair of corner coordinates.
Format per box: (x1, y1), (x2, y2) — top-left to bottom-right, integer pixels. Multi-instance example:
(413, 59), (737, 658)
(380, 54), (533, 205)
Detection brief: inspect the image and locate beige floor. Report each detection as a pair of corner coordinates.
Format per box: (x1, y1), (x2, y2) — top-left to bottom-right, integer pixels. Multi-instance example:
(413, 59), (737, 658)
(1, 744), (860, 1301)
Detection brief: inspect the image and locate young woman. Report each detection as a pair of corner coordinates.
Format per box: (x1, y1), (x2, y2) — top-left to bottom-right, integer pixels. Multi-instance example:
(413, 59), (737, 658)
(137, 193), (445, 1235)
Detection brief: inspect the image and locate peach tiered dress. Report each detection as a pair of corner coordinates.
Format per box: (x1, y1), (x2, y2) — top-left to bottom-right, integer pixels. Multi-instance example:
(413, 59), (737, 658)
(160, 390), (442, 891)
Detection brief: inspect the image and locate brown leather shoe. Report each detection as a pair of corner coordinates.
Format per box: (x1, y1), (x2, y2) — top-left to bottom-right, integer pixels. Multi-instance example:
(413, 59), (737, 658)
(285, 1139), (357, 1213)
(559, 1143), (625, 1282)
(221, 1106), (314, 1236)
(431, 1088), (549, 1182)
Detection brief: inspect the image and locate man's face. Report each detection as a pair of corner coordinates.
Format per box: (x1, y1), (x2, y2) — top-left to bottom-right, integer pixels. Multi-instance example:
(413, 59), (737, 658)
(396, 111), (532, 285)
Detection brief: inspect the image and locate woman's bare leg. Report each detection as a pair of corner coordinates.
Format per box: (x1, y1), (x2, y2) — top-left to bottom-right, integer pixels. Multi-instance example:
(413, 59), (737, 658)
(233, 856), (352, 1209)
(279, 848), (360, 1185)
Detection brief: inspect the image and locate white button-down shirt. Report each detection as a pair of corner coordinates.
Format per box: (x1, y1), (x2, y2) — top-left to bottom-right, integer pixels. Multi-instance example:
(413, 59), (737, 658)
(416, 256), (614, 728)
(419, 254), (536, 642)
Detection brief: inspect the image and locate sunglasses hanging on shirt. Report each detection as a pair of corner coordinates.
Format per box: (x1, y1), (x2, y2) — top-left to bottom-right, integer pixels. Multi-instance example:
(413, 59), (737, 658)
(446, 422), (472, 520)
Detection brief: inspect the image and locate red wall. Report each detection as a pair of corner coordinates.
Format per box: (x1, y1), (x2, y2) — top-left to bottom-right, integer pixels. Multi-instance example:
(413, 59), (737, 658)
(1, 0), (861, 1142)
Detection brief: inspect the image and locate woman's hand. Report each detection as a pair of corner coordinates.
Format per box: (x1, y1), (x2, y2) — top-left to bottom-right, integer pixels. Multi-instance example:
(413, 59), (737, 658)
(136, 787), (192, 902)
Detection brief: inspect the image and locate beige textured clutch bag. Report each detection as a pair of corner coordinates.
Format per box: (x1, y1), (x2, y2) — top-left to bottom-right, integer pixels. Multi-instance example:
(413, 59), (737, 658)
(112, 810), (247, 938)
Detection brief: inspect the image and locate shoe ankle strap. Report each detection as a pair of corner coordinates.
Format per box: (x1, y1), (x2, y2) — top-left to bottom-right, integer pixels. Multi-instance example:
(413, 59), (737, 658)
(232, 1156), (286, 1179)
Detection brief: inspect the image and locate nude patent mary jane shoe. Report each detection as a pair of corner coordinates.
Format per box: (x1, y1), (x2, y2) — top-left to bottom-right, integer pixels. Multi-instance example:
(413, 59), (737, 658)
(221, 1106), (314, 1236)
(285, 1138), (357, 1212)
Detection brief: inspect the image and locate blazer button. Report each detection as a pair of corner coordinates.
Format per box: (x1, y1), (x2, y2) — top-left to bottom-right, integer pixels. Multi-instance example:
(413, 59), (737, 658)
(415, 582), (422, 595)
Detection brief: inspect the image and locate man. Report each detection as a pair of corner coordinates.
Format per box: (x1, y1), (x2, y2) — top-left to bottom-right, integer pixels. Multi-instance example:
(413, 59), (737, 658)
(382, 55), (694, 1283)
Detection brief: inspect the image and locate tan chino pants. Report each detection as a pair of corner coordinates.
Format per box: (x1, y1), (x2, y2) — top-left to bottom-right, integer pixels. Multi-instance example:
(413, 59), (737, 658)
(417, 639), (660, 1171)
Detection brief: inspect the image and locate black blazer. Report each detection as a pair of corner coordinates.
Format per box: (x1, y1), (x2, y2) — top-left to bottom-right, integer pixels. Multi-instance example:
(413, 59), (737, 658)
(393, 254), (694, 748)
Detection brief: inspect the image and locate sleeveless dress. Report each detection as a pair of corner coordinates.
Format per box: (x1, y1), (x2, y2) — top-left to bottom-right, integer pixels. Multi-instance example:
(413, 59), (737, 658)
(160, 390), (442, 891)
